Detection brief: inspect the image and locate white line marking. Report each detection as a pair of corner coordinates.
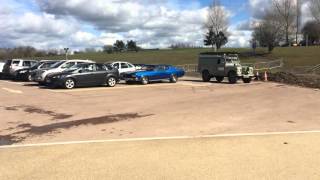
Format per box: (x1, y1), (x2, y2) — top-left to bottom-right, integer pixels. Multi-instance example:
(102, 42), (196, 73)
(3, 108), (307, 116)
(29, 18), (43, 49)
(1, 87), (23, 94)
(1, 130), (320, 149)
(0, 81), (24, 85)
(47, 83), (198, 93)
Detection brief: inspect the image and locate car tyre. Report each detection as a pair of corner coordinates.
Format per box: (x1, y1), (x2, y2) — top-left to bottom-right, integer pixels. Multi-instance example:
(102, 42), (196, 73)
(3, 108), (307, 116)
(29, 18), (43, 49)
(64, 78), (75, 89)
(202, 70), (211, 82)
(170, 74), (178, 83)
(27, 74), (33, 82)
(141, 76), (149, 85)
(107, 76), (117, 87)
(228, 71), (238, 84)
(243, 77), (252, 83)
(216, 76), (224, 83)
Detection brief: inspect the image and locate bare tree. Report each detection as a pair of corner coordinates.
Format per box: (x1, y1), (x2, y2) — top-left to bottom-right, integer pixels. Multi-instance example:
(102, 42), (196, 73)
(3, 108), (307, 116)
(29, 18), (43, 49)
(310, 0), (320, 23)
(205, 0), (229, 51)
(253, 11), (284, 52)
(272, 0), (296, 45)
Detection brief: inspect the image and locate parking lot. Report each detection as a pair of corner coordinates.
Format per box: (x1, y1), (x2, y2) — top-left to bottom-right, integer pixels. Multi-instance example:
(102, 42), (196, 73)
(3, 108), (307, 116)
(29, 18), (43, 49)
(1, 77), (320, 145)
(1, 77), (320, 179)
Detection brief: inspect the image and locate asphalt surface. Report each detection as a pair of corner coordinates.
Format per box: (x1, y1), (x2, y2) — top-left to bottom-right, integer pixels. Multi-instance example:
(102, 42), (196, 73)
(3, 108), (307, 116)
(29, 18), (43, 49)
(0, 77), (320, 145)
(0, 77), (320, 179)
(1, 132), (320, 180)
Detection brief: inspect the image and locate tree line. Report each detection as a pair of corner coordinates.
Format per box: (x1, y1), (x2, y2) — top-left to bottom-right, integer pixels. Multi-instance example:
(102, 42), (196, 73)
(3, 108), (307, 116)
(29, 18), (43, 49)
(0, 46), (60, 60)
(253, 0), (320, 52)
(103, 40), (141, 54)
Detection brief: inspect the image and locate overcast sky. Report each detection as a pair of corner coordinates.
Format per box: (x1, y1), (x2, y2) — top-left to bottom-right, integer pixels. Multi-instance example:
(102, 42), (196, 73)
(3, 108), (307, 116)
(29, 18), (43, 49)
(0, 0), (313, 51)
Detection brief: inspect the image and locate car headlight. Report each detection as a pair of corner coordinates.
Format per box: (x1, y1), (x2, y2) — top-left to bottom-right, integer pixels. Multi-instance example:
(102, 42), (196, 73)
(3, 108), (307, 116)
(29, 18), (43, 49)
(19, 70), (27, 73)
(53, 75), (62, 79)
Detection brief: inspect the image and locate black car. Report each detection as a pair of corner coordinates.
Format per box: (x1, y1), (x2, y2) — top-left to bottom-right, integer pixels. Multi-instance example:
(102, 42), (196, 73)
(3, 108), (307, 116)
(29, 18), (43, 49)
(15, 60), (58, 81)
(46, 63), (119, 89)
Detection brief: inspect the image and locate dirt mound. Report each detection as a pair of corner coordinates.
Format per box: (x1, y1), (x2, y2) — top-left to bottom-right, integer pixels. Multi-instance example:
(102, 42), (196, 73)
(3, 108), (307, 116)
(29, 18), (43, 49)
(268, 72), (320, 89)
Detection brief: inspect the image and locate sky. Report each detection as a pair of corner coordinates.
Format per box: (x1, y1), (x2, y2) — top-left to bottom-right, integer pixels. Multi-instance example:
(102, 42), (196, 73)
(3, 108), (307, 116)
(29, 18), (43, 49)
(0, 0), (313, 51)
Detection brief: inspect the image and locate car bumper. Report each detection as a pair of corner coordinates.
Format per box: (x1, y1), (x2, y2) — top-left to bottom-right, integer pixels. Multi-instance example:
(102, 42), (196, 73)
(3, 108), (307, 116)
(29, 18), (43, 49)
(47, 78), (65, 87)
(124, 77), (139, 81)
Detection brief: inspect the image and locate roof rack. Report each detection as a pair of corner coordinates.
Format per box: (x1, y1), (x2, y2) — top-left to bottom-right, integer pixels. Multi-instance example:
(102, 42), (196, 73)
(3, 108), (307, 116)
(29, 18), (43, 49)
(199, 52), (239, 55)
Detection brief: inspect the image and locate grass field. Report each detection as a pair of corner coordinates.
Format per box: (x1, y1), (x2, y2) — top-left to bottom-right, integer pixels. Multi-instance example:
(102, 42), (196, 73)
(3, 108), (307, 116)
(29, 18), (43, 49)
(39, 47), (320, 68)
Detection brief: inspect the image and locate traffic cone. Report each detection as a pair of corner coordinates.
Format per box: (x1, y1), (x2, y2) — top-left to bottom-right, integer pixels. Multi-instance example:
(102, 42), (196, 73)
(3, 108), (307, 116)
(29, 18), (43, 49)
(264, 71), (268, 81)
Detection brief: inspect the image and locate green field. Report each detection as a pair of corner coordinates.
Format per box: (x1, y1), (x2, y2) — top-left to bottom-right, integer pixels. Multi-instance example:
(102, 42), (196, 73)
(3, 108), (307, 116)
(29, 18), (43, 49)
(40, 47), (320, 68)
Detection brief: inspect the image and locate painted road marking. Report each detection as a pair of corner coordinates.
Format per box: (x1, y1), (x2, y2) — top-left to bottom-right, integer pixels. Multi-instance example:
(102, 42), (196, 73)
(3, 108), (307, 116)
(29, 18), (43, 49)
(0, 80), (24, 85)
(1, 87), (23, 94)
(47, 82), (207, 93)
(1, 130), (320, 149)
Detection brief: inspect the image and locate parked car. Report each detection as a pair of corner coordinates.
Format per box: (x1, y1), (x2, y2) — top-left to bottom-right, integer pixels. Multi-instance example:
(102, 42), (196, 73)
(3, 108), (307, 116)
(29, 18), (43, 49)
(15, 60), (58, 81)
(198, 52), (254, 84)
(106, 61), (136, 75)
(46, 63), (119, 89)
(123, 65), (185, 85)
(2, 59), (38, 77)
(0, 61), (5, 78)
(34, 59), (94, 85)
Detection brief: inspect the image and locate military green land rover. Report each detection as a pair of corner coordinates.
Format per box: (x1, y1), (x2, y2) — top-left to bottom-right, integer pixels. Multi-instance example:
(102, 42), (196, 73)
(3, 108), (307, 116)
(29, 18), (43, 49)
(198, 52), (254, 84)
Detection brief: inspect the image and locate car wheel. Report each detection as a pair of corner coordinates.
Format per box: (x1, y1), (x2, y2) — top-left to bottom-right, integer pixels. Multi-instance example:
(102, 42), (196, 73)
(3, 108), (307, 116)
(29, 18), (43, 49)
(27, 74), (33, 82)
(170, 74), (178, 83)
(243, 77), (252, 83)
(202, 70), (211, 82)
(141, 76), (149, 85)
(228, 71), (238, 84)
(216, 76), (224, 83)
(64, 78), (75, 89)
(107, 76), (116, 87)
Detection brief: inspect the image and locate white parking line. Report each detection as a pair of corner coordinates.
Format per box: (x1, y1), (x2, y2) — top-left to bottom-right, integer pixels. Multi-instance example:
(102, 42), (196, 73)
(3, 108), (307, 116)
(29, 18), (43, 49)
(0, 80), (24, 85)
(1, 130), (320, 149)
(1, 87), (23, 94)
(47, 82), (203, 93)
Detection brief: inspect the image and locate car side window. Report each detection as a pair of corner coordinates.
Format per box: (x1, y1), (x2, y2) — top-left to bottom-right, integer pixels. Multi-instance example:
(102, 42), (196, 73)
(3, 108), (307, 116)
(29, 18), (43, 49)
(12, 61), (20, 65)
(83, 64), (95, 72)
(23, 61), (31, 66)
(113, 63), (119, 69)
(128, 63), (134, 68)
(121, 63), (129, 69)
(96, 64), (106, 71)
(105, 65), (113, 70)
(61, 62), (76, 69)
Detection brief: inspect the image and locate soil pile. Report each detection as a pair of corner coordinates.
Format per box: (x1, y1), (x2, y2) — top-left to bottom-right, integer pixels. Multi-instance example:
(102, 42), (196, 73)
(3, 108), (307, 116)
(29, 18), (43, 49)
(268, 72), (320, 89)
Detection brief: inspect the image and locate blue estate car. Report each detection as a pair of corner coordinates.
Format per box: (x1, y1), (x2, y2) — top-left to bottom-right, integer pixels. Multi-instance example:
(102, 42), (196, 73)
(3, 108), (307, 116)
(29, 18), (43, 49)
(123, 65), (185, 85)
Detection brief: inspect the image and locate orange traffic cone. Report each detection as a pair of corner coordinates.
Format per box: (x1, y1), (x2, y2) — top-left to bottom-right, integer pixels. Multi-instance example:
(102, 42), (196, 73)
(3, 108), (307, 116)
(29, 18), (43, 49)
(264, 71), (268, 81)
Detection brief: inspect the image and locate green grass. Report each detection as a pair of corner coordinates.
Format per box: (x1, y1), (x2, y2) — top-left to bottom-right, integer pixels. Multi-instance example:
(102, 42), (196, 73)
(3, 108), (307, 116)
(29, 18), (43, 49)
(39, 47), (320, 68)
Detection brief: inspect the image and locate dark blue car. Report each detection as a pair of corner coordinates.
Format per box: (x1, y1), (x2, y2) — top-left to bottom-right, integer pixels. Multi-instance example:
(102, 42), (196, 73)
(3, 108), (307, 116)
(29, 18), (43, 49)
(123, 65), (185, 85)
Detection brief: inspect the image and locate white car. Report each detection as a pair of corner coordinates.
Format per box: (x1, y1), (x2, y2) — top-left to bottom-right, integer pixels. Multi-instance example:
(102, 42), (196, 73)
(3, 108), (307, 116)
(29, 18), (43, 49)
(0, 61), (5, 77)
(34, 59), (94, 84)
(108, 61), (136, 75)
(2, 59), (38, 76)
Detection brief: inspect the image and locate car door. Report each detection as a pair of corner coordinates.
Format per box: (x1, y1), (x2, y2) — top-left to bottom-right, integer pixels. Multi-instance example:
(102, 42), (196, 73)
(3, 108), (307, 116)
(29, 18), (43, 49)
(127, 63), (136, 72)
(93, 64), (108, 84)
(152, 66), (166, 80)
(112, 63), (120, 74)
(216, 58), (225, 76)
(120, 63), (130, 74)
(73, 64), (95, 86)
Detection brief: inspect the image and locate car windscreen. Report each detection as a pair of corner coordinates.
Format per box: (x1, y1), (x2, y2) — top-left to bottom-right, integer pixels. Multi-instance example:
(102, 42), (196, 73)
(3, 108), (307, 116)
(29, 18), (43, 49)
(50, 61), (66, 68)
(40, 62), (57, 69)
(30, 62), (41, 69)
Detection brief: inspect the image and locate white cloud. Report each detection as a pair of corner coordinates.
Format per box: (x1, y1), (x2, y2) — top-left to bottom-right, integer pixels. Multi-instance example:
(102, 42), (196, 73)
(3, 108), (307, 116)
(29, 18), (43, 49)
(1, 0), (255, 50)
